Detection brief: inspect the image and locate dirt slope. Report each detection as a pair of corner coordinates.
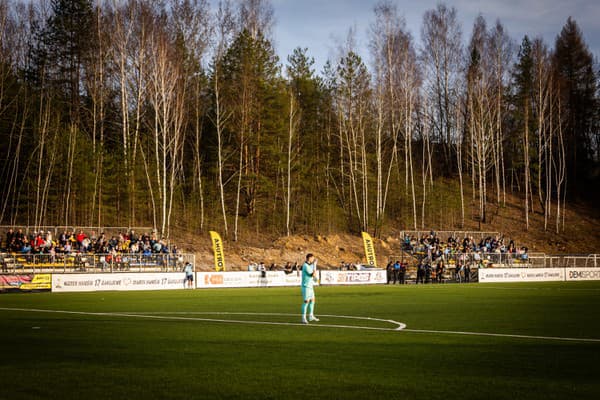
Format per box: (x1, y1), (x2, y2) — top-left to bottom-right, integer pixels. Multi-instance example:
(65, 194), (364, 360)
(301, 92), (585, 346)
(175, 197), (599, 271)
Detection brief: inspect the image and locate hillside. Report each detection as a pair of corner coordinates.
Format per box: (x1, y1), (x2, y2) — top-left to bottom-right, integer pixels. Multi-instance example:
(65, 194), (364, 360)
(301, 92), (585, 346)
(175, 194), (600, 271)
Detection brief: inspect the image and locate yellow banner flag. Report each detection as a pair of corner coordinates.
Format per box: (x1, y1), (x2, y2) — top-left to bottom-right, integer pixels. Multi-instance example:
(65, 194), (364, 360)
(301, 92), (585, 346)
(361, 232), (378, 267)
(209, 231), (226, 271)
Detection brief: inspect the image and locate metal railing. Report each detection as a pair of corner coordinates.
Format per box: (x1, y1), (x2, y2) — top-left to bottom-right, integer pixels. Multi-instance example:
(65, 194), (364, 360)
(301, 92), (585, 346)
(0, 252), (195, 274)
(528, 254), (600, 268)
(0, 226), (155, 237)
(399, 230), (501, 241)
(389, 251), (530, 267)
(390, 252), (600, 269)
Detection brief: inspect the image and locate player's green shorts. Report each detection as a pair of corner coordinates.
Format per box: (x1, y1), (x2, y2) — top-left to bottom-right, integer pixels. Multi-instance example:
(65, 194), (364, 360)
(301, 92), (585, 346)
(302, 286), (315, 301)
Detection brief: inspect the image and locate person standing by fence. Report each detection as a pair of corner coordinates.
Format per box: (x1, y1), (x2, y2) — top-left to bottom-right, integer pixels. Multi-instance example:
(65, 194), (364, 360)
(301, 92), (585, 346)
(183, 262), (194, 289)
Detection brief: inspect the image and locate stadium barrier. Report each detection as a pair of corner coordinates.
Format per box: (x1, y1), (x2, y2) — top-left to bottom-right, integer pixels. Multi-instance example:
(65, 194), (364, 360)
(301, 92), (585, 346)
(3, 266), (600, 292)
(0, 273), (51, 292)
(320, 270), (387, 285)
(2, 269), (386, 292)
(52, 272), (190, 292)
(0, 252), (194, 273)
(196, 271), (302, 288)
(478, 266), (600, 283)
(196, 270), (387, 289)
(478, 267), (565, 283)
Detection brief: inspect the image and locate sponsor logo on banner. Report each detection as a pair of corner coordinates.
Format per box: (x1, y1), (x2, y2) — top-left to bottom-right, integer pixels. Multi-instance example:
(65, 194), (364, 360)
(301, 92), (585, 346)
(205, 274), (224, 285)
(361, 232), (378, 267)
(0, 274), (51, 292)
(52, 273), (189, 292)
(209, 231), (226, 271)
(478, 268), (565, 283)
(566, 268), (600, 281)
(320, 270), (386, 285)
(196, 271), (302, 288)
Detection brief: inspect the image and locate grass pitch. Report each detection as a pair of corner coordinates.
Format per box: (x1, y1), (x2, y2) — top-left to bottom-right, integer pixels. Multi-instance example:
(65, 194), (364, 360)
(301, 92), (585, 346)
(1, 282), (599, 400)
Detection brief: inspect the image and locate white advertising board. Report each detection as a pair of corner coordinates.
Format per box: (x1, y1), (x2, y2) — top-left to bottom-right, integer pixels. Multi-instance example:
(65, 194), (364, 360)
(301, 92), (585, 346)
(52, 273), (189, 292)
(196, 271), (302, 288)
(565, 268), (600, 281)
(478, 268), (565, 283)
(319, 270), (387, 286)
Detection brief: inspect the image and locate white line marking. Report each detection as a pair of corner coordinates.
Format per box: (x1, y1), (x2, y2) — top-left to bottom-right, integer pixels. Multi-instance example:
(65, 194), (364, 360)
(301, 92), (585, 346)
(0, 307), (405, 332)
(402, 328), (600, 343)
(466, 286), (600, 292)
(2, 307), (599, 342)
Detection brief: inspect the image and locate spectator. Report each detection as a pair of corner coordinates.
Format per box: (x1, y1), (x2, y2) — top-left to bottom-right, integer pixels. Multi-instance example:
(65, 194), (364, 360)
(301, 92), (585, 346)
(464, 263), (471, 283)
(399, 262), (406, 284)
(393, 260), (401, 284)
(416, 261), (424, 284)
(5, 228), (14, 249)
(424, 262), (432, 283)
(436, 261), (445, 283)
(76, 230), (86, 246)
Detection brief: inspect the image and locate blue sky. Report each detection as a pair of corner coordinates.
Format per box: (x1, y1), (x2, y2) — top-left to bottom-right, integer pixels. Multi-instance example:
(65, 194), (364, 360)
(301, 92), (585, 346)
(269, 0), (600, 72)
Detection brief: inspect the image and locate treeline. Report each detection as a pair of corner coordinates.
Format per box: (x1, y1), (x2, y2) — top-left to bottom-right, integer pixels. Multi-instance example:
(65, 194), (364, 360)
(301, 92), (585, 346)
(0, 0), (598, 239)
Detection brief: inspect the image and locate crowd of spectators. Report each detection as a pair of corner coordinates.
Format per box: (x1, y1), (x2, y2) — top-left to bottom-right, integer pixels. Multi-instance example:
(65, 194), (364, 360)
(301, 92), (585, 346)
(1, 228), (179, 256)
(402, 231), (529, 266)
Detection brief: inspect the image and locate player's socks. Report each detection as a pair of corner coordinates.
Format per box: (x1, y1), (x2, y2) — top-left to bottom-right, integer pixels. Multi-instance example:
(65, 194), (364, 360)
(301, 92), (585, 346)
(301, 303), (308, 322)
(308, 302), (317, 320)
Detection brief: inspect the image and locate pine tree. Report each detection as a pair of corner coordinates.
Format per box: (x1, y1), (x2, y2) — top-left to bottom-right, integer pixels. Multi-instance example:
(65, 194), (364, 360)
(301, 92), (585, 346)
(45, 0), (95, 117)
(219, 29), (285, 238)
(553, 17), (598, 196)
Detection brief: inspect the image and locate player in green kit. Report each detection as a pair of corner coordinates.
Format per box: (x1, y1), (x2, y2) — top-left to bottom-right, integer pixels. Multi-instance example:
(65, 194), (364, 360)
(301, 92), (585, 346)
(301, 253), (319, 324)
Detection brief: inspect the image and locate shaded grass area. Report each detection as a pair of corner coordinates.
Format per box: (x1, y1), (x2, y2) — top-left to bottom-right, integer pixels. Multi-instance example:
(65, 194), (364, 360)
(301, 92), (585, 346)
(1, 282), (599, 399)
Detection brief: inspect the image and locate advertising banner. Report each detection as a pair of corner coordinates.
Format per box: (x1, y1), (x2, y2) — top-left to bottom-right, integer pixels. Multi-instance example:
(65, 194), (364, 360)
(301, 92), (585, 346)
(361, 232), (378, 267)
(320, 270), (387, 286)
(478, 268), (565, 283)
(0, 274), (51, 292)
(565, 268), (600, 281)
(52, 273), (190, 292)
(209, 231), (226, 271)
(196, 271), (302, 288)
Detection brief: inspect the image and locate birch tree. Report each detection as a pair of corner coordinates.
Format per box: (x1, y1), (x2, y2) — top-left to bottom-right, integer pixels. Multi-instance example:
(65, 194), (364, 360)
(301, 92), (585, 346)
(210, 0), (234, 237)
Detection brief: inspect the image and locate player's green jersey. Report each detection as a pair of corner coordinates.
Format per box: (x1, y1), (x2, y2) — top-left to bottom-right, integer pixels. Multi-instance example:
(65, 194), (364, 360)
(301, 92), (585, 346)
(302, 262), (315, 288)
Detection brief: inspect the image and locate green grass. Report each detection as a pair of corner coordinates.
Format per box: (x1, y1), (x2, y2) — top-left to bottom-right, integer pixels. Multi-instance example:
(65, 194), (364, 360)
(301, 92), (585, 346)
(1, 282), (599, 399)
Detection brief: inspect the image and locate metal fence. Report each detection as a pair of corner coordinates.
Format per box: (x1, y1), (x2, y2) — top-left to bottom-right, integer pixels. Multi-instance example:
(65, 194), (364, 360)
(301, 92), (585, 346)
(0, 252), (195, 274)
(388, 251), (530, 267)
(528, 253), (600, 268)
(389, 251), (600, 269)
(0, 226), (155, 237)
(398, 230), (501, 241)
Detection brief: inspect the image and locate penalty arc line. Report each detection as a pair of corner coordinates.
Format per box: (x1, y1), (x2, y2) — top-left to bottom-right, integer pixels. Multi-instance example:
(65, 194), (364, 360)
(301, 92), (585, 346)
(110, 312), (600, 342)
(1, 307), (599, 342)
(0, 307), (405, 332)
(114, 311), (406, 326)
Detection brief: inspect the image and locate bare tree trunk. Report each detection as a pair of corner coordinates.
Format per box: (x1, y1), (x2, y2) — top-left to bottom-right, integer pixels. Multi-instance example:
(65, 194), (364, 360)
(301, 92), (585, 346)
(214, 67), (229, 236)
(63, 122), (77, 225)
(407, 94), (417, 230)
(556, 93), (566, 233)
(524, 103), (530, 231)
(455, 105), (465, 228)
(285, 91), (297, 236)
(233, 104), (246, 242)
